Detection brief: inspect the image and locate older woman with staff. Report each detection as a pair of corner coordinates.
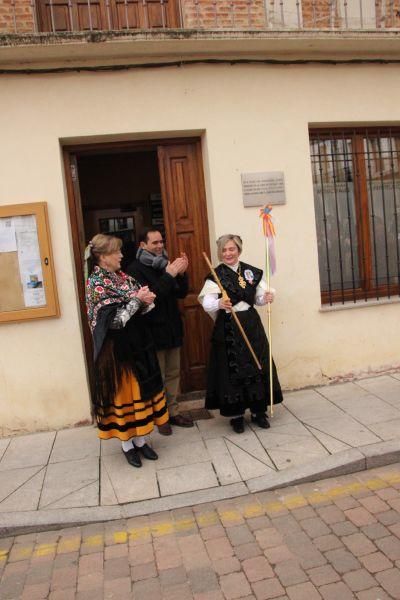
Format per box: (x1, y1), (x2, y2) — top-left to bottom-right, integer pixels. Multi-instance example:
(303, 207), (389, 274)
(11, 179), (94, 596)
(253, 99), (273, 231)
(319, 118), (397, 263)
(85, 233), (169, 467)
(199, 234), (283, 434)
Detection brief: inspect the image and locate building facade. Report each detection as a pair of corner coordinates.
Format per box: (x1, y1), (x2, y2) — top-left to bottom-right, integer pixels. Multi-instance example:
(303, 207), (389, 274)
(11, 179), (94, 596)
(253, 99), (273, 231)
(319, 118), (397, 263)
(1, 0), (399, 435)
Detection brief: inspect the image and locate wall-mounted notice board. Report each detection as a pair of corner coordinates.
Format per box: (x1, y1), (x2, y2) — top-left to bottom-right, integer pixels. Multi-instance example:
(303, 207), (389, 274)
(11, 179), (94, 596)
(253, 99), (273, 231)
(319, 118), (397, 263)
(0, 202), (59, 323)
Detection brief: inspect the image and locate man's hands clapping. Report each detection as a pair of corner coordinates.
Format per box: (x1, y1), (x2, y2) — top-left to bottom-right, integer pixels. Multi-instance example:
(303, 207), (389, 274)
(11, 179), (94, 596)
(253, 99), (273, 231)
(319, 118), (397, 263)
(165, 252), (189, 277)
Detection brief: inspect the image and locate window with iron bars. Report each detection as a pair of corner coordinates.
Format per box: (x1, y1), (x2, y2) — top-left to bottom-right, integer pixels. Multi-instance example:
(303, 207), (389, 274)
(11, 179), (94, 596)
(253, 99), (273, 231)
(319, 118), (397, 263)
(310, 128), (400, 305)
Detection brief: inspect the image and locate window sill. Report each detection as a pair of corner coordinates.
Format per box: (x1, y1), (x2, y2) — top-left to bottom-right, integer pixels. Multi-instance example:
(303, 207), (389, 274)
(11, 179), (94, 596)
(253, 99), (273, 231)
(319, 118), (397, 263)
(320, 296), (400, 313)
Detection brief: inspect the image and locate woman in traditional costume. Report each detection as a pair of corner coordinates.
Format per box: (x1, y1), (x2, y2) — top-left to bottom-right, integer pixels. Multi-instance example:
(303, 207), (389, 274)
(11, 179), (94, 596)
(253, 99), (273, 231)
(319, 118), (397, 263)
(198, 234), (283, 434)
(85, 234), (169, 467)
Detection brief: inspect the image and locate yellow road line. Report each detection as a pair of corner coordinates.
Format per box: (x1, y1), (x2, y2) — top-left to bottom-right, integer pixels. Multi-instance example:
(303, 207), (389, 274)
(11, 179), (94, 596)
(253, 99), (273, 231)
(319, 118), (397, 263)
(82, 534), (103, 547)
(33, 543), (57, 557)
(2, 471), (398, 563)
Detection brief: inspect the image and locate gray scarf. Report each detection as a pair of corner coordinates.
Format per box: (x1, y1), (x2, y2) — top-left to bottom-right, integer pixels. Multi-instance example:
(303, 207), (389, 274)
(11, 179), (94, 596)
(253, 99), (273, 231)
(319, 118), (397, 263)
(137, 247), (169, 270)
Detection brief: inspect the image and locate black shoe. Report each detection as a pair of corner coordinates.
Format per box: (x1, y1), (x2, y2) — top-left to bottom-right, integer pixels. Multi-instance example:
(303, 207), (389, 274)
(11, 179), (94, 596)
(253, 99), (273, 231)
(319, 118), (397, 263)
(230, 416), (245, 434)
(136, 443), (158, 461)
(251, 413), (270, 429)
(123, 447), (142, 468)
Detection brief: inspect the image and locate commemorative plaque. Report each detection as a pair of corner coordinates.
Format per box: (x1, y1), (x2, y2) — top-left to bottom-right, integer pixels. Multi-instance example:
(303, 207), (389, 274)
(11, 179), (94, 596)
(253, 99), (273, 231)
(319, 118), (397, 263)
(241, 171), (286, 207)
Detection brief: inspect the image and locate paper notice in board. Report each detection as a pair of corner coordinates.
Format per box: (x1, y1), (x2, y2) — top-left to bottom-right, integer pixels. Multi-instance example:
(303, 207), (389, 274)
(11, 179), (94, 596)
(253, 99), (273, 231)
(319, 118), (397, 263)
(16, 231), (41, 261)
(13, 215), (37, 233)
(19, 258), (46, 308)
(0, 218), (17, 252)
(15, 220), (46, 308)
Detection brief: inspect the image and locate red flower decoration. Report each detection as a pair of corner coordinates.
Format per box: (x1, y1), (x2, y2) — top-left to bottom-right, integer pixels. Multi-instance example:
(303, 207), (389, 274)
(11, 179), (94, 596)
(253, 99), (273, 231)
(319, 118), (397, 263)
(95, 285), (104, 293)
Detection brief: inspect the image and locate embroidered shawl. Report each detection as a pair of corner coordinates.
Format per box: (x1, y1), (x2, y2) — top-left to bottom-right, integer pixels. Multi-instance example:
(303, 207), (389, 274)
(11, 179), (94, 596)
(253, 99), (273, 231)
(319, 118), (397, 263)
(86, 265), (140, 334)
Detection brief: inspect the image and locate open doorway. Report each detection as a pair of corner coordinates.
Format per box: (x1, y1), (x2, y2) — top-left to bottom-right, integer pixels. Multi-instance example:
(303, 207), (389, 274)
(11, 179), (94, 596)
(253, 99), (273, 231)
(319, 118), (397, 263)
(78, 149), (164, 272)
(65, 138), (212, 398)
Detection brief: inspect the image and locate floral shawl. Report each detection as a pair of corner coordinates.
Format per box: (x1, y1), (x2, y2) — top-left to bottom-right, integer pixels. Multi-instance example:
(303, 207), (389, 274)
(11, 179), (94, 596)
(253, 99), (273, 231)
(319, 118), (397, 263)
(86, 265), (164, 417)
(86, 265), (140, 334)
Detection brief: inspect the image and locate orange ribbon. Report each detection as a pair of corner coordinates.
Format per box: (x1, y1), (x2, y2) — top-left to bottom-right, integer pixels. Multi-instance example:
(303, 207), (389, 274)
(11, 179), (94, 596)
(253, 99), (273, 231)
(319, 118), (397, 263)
(260, 205), (276, 238)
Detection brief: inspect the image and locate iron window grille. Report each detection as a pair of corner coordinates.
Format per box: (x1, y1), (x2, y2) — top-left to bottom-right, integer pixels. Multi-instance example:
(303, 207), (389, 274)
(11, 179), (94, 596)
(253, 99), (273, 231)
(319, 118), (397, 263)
(310, 128), (400, 305)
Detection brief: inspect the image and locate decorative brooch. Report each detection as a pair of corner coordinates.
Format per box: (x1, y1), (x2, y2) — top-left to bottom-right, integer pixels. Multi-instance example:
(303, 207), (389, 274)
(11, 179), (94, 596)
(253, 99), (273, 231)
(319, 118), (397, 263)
(244, 269), (254, 285)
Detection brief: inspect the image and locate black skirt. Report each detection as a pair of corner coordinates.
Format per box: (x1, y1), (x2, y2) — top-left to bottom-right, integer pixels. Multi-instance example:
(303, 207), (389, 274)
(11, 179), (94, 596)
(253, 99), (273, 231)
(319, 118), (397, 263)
(205, 307), (283, 417)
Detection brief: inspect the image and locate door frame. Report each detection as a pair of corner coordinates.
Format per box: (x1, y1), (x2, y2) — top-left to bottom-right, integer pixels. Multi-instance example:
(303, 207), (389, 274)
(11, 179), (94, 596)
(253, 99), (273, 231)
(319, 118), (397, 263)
(63, 135), (208, 401)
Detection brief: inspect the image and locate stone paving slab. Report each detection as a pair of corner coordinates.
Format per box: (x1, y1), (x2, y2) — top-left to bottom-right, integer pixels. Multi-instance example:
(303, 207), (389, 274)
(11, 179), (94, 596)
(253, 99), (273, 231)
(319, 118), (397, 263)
(0, 467), (45, 512)
(100, 461), (119, 506)
(101, 453), (159, 504)
(267, 436), (330, 471)
(39, 458), (99, 510)
(0, 431), (55, 471)
(0, 466), (44, 505)
(321, 392), (400, 426)
(357, 375), (400, 407)
(368, 419), (400, 441)
(300, 416), (382, 447)
(154, 440), (210, 470)
(205, 438), (242, 485)
(0, 373), (399, 533)
(284, 389), (343, 420)
(157, 461), (219, 495)
(224, 430), (275, 466)
(306, 426), (351, 454)
(225, 440), (274, 479)
(49, 427), (100, 463)
(0, 439), (9, 462)
(47, 481), (99, 510)
(316, 380), (370, 401)
(255, 422), (315, 451)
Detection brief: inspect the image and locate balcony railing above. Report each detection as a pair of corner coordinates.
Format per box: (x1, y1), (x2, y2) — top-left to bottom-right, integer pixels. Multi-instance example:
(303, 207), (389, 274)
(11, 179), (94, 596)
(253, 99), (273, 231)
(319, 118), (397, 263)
(1, 0), (400, 35)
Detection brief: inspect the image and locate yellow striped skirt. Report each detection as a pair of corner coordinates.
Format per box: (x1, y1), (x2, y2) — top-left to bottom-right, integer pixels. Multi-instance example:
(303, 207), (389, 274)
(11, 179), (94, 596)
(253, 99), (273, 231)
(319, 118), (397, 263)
(97, 371), (168, 441)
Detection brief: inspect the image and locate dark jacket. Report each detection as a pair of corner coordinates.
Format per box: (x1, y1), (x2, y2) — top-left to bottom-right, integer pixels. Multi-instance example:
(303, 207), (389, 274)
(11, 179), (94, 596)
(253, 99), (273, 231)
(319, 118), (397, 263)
(127, 260), (188, 350)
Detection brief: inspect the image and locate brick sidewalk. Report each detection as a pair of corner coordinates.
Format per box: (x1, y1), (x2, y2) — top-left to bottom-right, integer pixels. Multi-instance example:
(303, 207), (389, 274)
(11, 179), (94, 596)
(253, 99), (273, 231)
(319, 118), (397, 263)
(1, 464), (400, 600)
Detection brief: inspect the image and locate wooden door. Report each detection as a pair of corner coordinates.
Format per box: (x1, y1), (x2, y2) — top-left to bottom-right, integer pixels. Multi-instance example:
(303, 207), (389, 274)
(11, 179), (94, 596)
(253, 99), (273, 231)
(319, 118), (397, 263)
(158, 142), (212, 392)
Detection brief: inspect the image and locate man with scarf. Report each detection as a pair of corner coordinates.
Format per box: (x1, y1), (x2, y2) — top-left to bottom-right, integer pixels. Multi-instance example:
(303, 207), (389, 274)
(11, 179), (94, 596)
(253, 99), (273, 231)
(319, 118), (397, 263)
(128, 229), (194, 434)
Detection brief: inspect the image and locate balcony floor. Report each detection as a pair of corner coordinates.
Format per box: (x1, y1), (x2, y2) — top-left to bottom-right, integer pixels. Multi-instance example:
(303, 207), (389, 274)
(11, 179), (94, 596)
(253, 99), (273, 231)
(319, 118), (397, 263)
(1, 28), (400, 70)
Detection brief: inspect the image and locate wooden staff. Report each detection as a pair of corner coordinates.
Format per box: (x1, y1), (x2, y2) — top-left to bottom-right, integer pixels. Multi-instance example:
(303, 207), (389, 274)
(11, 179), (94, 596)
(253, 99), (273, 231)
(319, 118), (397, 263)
(202, 252), (262, 371)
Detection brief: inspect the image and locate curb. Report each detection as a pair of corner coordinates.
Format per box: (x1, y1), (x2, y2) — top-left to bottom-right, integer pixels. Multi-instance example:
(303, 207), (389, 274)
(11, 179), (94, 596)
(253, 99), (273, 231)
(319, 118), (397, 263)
(1, 441), (399, 537)
(247, 439), (400, 492)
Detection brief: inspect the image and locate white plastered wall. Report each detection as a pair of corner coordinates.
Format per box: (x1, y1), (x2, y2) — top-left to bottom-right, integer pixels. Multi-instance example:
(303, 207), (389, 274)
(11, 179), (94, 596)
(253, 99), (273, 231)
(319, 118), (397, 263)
(0, 63), (399, 433)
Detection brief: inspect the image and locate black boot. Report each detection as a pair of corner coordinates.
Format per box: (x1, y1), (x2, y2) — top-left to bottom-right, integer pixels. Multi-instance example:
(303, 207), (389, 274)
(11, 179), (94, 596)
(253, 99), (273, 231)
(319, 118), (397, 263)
(230, 416), (245, 434)
(251, 413), (270, 429)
